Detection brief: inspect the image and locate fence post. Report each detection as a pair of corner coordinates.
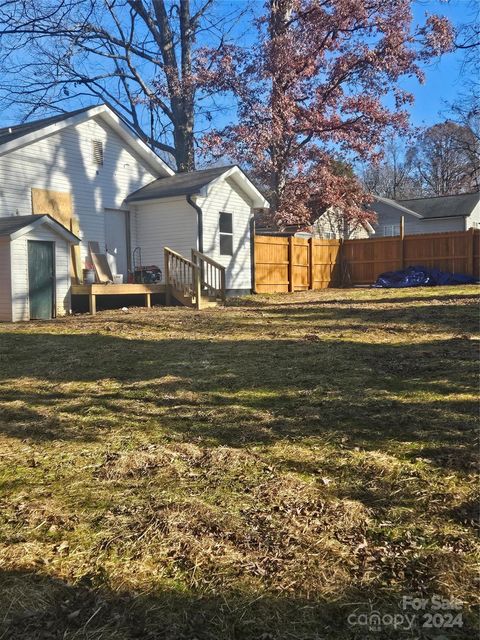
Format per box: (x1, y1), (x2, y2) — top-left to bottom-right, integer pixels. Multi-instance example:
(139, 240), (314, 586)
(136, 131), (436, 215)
(399, 215), (405, 269)
(467, 226), (474, 275)
(339, 238), (345, 287)
(288, 236), (294, 292)
(250, 219), (256, 294)
(308, 237), (314, 290)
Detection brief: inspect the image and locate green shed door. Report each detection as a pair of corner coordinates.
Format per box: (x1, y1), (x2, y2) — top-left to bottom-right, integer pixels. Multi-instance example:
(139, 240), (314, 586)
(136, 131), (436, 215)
(28, 241), (55, 320)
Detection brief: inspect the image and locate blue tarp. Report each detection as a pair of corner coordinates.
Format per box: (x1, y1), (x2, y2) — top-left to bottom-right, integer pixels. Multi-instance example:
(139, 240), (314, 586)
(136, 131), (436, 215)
(373, 265), (476, 288)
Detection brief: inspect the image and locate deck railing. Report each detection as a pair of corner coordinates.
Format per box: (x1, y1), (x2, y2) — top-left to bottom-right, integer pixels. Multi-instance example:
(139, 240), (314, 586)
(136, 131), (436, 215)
(164, 247), (198, 304)
(191, 249), (226, 303)
(164, 247), (226, 309)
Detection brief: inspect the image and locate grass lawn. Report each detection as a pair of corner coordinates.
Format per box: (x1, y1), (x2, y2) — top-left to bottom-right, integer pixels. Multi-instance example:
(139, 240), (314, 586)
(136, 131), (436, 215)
(0, 285), (478, 639)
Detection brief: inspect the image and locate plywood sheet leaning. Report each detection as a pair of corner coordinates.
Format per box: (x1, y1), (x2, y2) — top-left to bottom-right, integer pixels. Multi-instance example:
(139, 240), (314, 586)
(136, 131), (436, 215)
(91, 253), (113, 283)
(88, 241), (101, 255)
(31, 188), (73, 229)
(70, 217), (83, 284)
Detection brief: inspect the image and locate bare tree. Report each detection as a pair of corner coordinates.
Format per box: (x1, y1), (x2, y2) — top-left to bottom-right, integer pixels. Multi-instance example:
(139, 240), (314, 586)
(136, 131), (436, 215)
(360, 138), (420, 200)
(453, 0), (480, 74)
(0, 0), (248, 171)
(409, 121), (479, 196)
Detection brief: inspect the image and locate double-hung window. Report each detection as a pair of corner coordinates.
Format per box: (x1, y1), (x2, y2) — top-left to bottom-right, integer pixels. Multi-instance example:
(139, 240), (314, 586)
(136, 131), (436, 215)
(383, 224), (400, 237)
(219, 212), (233, 255)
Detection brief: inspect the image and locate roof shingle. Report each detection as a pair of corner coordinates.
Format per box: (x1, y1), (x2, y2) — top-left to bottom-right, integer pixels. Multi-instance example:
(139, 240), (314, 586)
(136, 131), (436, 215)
(0, 106), (95, 147)
(399, 192), (479, 219)
(126, 165), (235, 202)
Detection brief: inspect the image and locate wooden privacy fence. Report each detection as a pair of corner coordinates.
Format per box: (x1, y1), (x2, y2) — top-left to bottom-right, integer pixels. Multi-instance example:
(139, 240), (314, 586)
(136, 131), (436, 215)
(254, 229), (480, 292)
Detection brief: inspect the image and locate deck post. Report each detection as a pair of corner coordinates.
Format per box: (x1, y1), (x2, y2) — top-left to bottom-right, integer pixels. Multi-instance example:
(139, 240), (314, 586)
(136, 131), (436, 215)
(145, 293), (151, 308)
(220, 268), (226, 303)
(89, 293), (96, 315)
(194, 264), (202, 310)
(164, 248), (171, 306)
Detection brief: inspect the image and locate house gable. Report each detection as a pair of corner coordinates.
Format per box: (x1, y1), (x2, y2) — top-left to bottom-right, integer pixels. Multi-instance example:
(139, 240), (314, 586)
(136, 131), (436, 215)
(0, 105), (173, 177)
(0, 110), (167, 271)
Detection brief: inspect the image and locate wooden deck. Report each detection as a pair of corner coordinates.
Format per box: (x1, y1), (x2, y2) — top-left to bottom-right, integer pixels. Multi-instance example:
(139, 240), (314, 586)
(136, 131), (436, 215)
(71, 283), (166, 315)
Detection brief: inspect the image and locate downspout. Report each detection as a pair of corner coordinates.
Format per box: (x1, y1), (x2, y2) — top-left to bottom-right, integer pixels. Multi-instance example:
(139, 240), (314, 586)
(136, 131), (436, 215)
(250, 216), (256, 293)
(187, 195), (203, 253)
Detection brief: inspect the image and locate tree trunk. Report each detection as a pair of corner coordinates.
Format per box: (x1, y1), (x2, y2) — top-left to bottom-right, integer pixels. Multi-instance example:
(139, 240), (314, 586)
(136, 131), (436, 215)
(172, 110), (195, 172)
(175, 0), (195, 172)
(269, 0), (292, 214)
(152, 0), (196, 172)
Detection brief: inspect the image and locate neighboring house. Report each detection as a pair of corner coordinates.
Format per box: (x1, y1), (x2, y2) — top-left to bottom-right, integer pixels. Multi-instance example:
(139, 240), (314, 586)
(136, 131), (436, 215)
(371, 192), (480, 236)
(0, 104), (267, 321)
(299, 192), (480, 239)
(312, 207), (372, 239)
(255, 207), (372, 239)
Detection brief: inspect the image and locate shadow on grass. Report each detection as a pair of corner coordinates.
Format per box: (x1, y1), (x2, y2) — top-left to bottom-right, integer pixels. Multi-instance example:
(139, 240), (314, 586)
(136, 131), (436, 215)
(245, 303), (477, 334)
(228, 289), (478, 306)
(0, 568), (475, 640)
(0, 331), (476, 473)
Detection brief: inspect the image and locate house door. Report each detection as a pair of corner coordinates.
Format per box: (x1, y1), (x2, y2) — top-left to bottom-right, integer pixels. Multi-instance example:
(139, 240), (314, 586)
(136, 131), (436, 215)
(28, 241), (55, 319)
(105, 209), (129, 276)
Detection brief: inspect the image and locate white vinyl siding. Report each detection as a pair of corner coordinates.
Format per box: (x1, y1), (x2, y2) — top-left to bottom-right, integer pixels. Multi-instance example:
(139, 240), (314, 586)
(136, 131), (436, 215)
(0, 117), (158, 269)
(466, 199), (480, 230)
(0, 238), (12, 321)
(10, 225), (70, 322)
(134, 197), (197, 272)
(314, 208), (370, 239)
(198, 178), (253, 291)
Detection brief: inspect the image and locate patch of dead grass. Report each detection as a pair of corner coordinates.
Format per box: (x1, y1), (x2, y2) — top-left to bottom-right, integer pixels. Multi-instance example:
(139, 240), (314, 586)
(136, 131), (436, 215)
(0, 285), (478, 638)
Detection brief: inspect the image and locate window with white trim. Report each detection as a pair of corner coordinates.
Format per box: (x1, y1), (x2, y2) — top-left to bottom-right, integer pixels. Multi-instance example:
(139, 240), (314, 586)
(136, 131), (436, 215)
(92, 140), (104, 166)
(219, 212), (233, 255)
(383, 224), (400, 237)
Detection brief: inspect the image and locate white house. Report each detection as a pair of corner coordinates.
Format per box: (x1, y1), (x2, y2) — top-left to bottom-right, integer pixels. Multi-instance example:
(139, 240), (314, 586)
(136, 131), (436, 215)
(0, 104), (267, 321)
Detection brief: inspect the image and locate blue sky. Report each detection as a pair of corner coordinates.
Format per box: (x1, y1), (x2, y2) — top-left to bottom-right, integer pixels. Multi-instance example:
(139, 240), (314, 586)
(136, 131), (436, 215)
(0, 0), (474, 131)
(406, 0), (476, 126)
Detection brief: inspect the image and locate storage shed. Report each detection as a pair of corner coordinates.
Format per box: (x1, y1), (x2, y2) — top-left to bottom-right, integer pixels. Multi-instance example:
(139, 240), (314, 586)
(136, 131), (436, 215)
(0, 215), (79, 322)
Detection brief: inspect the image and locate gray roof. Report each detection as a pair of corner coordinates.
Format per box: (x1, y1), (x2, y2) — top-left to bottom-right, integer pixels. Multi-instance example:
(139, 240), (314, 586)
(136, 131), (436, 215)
(126, 165), (236, 202)
(0, 106), (95, 146)
(0, 214), (79, 241)
(398, 192), (479, 219)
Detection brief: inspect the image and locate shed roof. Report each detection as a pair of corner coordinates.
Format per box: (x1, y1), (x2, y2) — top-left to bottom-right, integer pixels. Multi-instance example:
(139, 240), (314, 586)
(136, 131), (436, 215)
(398, 192), (479, 219)
(126, 166), (235, 202)
(126, 164), (269, 208)
(0, 215), (79, 242)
